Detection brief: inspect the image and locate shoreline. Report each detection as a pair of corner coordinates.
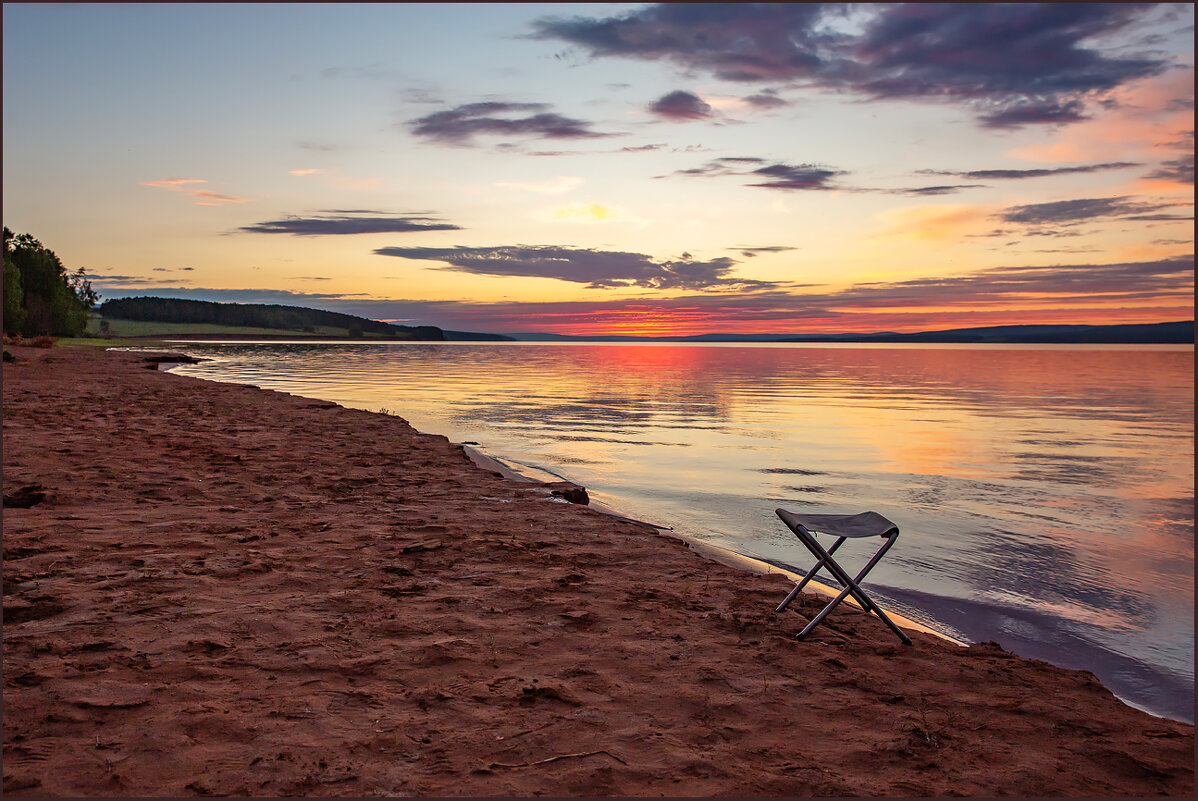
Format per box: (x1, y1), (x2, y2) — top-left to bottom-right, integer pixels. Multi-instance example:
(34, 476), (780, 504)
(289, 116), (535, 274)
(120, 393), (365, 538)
(3, 344), (1193, 796)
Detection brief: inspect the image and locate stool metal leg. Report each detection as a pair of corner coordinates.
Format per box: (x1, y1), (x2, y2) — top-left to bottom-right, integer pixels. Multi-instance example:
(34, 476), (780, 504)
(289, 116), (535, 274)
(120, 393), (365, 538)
(775, 536), (846, 613)
(787, 525), (912, 646)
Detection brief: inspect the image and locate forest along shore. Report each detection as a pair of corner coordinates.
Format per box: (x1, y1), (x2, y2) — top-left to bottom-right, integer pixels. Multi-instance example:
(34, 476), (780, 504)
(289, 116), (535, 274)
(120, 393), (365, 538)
(2, 344), (1193, 797)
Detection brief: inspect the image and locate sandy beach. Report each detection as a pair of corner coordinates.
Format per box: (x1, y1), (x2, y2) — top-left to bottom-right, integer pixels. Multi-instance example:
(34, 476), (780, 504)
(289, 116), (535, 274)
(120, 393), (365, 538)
(2, 344), (1193, 796)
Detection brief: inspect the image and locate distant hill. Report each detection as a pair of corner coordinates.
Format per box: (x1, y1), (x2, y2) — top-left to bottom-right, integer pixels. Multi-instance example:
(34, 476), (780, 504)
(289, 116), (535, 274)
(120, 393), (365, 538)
(97, 296), (444, 340)
(779, 321), (1195, 344)
(442, 330), (516, 341)
(505, 321), (1194, 344)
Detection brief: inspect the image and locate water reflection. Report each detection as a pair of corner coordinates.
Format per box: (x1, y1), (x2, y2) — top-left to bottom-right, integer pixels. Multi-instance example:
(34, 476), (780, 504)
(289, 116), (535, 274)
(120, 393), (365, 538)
(168, 342), (1194, 723)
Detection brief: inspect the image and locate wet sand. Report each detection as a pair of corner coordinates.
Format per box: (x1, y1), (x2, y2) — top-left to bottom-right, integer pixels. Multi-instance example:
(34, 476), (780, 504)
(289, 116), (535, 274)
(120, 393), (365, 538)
(2, 344), (1193, 796)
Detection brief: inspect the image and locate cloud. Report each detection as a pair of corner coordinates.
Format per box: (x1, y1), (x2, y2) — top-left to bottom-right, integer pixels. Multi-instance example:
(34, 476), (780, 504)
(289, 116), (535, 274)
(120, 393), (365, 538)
(743, 90), (789, 109)
(1145, 153), (1195, 184)
(141, 178), (206, 188)
(892, 184), (988, 196)
(141, 177), (253, 206)
(746, 162), (845, 190)
(237, 211), (462, 236)
(531, 4), (1172, 128)
(675, 157), (1148, 196)
(666, 157), (844, 190)
(975, 98), (1089, 129)
(997, 196), (1188, 225)
(530, 4), (837, 82)
(289, 168), (326, 176)
(373, 245), (781, 291)
(648, 90), (714, 120)
(738, 246), (798, 257)
(922, 162), (1140, 180)
(665, 156), (766, 178)
(408, 101), (615, 145)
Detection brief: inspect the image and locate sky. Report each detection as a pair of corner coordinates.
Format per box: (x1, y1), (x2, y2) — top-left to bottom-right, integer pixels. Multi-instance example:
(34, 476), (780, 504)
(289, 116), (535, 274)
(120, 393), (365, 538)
(3, 2), (1194, 336)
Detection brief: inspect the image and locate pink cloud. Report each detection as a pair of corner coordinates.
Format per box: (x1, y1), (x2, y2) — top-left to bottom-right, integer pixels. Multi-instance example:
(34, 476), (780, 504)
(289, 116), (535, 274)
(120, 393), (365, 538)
(140, 177), (254, 205)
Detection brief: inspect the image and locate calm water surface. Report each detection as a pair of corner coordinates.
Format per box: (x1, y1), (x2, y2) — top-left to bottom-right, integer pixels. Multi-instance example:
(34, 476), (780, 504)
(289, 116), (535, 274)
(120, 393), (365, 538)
(163, 342), (1194, 723)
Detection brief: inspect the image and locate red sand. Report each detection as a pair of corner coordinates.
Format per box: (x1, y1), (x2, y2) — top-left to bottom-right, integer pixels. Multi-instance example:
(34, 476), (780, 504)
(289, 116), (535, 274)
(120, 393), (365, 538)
(3, 344), (1193, 796)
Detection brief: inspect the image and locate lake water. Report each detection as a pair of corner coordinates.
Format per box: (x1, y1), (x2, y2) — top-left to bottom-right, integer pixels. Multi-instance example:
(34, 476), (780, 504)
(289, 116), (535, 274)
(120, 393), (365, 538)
(161, 341), (1194, 723)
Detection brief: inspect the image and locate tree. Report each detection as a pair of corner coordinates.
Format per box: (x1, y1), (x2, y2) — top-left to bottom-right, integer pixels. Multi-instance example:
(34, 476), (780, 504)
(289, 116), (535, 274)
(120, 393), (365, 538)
(3, 248), (26, 336)
(2, 228), (97, 337)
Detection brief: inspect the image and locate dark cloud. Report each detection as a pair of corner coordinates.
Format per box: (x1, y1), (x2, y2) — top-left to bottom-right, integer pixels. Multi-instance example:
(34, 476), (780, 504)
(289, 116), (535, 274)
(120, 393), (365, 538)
(681, 156), (767, 174)
(237, 212), (462, 236)
(974, 98), (1089, 129)
(894, 184), (988, 196)
(923, 162), (1140, 180)
(971, 228), (1090, 239)
(88, 277), (199, 292)
(666, 157), (842, 190)
(743, 90), (789, 109)
(1145, 153), (1195, 184)
(620, 143), (666, 152)
(374, 245), (781, 291)
(531, 4), (1169, 127)
(648, 90), (714, 120)
(1121, 213), (1195, 222)
(673, 157), (1147, 196)
(408, 101), (614, 145)
(746, 162), (844, 190)
(998, 196), (1185, 225)
(530, 4), (836, 81)
(738, 246), (798, 257)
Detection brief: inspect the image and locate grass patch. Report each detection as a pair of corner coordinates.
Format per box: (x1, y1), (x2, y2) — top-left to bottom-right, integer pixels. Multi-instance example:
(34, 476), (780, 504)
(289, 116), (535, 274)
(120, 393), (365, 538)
(57, 337), (159, 348)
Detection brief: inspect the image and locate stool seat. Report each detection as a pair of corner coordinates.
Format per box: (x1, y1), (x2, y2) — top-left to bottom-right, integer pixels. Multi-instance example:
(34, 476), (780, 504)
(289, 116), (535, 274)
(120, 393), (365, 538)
(777, 510), (898, 539)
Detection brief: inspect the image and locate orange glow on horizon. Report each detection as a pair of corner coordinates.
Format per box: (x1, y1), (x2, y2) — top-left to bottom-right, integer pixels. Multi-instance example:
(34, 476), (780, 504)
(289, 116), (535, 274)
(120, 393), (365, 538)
(494, 303), (1194, 338)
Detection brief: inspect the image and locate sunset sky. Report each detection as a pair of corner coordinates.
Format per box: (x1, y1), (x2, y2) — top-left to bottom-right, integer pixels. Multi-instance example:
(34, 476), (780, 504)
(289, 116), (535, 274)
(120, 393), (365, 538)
(3, 3), (1194, 336)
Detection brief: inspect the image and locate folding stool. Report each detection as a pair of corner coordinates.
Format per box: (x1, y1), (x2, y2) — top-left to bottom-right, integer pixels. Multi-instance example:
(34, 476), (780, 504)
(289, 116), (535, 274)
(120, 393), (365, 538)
(774, 508), (912, 645)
